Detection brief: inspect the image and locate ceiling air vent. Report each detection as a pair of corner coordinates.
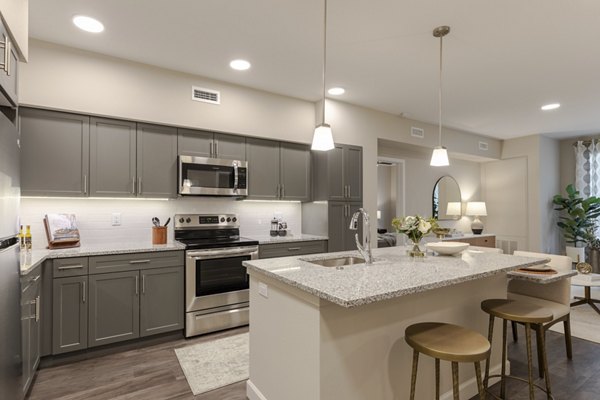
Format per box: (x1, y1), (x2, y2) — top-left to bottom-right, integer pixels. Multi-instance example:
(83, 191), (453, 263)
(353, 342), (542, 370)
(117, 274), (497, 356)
(192, 86), (220, 105)
(411, 127), (424, 139)
(479, 141), (489, 151)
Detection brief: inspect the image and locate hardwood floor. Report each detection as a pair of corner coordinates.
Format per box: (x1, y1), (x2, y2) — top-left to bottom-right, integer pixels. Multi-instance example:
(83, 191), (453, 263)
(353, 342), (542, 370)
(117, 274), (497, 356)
(27, 324), (600, 400)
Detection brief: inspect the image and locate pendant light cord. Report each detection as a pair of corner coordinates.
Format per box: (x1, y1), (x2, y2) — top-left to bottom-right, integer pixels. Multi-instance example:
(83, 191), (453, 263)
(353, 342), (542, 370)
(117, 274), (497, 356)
(321, 0), (328, 125)
(438, 33), (443, 147)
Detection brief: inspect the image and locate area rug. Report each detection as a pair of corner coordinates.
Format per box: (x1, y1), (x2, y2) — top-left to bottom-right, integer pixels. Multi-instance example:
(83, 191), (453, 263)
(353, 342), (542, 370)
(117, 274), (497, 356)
(549, 286), (600, 344)
(174, 333), (249, 395)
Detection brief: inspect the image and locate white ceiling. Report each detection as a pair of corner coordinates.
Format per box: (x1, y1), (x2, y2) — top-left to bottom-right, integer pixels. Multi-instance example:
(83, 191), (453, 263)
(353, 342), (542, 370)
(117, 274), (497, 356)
(28, 0), (600, 140)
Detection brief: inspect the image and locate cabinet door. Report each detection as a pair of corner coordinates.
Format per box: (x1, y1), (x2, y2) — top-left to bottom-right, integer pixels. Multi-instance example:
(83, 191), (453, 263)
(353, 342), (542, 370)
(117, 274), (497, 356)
(90, 117), (137, 197)
(178, 128), (213, 158)
(345, 203), (364, 251)
(140, 266), (184, 337)
(327, 145), (345, 201)
(246, 138), (280, 199)
(327, 202), (347, 252)
(29, 281), (41, 380)
(280, 142), (311, 202)
(344, 145), (363, 201)
(0, 24), (18, 107)
(214, 133), (246, 160)
(21, 281), (33, 392)
(88, 271), (140, 347)
(52, 276), (88, 355)
(136, 123), (177, 198)
(20, 108), (90, 197)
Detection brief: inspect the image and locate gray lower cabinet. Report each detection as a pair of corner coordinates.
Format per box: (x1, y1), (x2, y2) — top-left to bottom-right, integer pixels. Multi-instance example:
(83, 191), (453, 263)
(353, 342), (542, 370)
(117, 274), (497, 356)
(21, 269), (41, 394)
(178, 129), (246, 160)
(52, 276), (88, 355)
(88, 270), (140, 348)
(90, 117), (137, 197)
(344, 145), (363, 202)
(313, 143), (363, 202)
(136, 123), (178, 198)
(247, 138), (311, 201)
(20, 108), (90, 197)
(140, 266), (184, 337)
(328, 202), (363, 252)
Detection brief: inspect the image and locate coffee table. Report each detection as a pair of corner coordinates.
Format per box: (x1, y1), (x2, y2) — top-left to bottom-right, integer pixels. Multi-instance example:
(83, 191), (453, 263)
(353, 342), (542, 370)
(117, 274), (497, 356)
(571, 274), (600, 315)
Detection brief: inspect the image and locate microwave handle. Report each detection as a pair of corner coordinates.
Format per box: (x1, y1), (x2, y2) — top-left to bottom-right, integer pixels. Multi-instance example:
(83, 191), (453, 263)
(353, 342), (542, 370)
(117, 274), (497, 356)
(233, 162), (239, 191)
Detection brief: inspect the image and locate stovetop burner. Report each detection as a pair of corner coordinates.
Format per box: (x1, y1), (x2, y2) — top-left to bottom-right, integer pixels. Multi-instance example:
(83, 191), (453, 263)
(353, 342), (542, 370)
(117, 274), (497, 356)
(174, 213), (258, 250)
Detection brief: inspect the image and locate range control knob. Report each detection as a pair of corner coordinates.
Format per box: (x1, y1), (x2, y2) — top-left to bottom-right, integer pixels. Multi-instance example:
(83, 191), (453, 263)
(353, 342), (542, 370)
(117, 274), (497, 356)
(220, 217), (225, 223)
(186, 217), (191, 223)
(232, 217), (237, 222)
(226, 217), (232, 222)
(178, 218), (184, 223)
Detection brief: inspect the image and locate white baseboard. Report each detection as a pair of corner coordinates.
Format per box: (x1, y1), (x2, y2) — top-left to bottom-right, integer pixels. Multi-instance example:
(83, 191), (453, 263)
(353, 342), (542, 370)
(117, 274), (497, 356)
(246, 362), (509, 400)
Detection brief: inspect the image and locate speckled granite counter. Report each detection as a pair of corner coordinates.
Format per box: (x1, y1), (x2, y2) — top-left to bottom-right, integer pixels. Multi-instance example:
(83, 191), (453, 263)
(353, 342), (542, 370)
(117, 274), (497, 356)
(20, 242), (186, 275)
(243, 246), (549, 308)
(249, 234), (328, 245)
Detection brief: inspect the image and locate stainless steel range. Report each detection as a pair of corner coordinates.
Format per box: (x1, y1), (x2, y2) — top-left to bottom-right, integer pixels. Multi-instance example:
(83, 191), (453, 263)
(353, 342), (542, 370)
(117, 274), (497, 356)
(175, 213), (258, 337)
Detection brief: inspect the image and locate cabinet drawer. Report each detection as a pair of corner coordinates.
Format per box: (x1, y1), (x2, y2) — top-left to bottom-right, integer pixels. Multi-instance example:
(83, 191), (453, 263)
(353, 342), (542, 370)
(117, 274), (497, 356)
(259, 240), (328, 259)
(89, 251), (184, 274)
(53, 257), (89, 278)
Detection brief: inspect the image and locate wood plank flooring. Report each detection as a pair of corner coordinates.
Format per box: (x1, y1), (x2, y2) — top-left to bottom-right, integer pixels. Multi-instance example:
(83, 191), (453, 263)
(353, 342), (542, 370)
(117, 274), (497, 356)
(27, 324), (600, 400)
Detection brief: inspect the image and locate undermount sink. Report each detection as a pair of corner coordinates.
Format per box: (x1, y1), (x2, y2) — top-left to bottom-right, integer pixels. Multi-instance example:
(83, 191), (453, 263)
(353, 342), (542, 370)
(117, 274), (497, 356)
(305, 256), (366, 268)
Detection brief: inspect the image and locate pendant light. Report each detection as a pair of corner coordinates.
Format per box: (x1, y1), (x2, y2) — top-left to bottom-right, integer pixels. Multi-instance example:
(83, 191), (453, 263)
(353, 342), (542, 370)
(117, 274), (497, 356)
(311, 0), (335, 151)
(430, 25), (450, 167)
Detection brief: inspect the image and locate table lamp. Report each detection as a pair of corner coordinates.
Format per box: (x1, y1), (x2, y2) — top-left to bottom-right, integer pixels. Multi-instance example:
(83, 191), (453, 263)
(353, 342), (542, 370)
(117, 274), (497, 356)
(466, 202), (487, 234)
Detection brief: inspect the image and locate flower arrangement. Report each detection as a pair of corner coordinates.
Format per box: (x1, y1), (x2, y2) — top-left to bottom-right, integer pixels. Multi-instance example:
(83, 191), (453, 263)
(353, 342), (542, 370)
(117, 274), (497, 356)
(392, 215), (438, 257)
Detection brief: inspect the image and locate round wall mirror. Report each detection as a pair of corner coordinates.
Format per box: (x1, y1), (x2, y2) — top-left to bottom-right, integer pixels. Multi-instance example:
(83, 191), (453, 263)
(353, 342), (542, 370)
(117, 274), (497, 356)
(432, 176), (461, 220)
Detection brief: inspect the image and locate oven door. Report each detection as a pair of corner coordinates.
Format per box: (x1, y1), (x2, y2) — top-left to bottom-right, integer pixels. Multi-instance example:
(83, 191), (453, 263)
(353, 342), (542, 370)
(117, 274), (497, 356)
(179, 156), (248, 196)
(185, 246), (258, 312)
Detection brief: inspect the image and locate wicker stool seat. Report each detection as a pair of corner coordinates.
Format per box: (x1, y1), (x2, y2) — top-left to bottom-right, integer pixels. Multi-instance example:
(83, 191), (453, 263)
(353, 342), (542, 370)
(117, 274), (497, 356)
(405, 322), (490, 400)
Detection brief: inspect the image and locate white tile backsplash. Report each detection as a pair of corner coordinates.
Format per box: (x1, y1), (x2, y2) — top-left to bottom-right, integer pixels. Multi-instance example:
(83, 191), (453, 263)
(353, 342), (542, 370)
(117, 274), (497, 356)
(21, 197), (302, 249)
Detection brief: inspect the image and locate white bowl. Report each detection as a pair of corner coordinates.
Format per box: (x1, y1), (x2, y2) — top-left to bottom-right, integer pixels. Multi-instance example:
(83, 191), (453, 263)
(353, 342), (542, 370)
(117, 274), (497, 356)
(426, 241), (470, 255)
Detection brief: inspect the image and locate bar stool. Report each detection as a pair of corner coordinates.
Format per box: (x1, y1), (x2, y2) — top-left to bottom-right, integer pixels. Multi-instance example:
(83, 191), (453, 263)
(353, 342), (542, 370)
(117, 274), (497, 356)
(405, 322), (490, 400)
(481, 299), (554, 400)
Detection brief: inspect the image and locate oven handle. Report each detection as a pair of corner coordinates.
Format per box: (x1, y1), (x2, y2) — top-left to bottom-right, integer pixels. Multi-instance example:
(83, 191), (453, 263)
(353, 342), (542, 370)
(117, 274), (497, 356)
(186, 247), (258, 260)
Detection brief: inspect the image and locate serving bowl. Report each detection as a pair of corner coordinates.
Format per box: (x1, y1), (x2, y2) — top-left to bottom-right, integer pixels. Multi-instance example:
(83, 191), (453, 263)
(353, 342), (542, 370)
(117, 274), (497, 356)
(426, 241), (470, 255)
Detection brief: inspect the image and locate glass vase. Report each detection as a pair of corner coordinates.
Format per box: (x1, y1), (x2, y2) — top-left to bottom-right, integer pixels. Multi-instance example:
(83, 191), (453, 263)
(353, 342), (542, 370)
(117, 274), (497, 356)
(409, 239), (425, 258)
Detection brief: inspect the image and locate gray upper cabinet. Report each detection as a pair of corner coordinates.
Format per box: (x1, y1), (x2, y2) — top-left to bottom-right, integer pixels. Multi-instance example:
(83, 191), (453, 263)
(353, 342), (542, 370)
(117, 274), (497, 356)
(313, 143), (363, 202)
(328, 201), (363, 252)
(280, 142), (311, 202)
(52, 276), (88, 355)
(140, 266), (184, 337)
(90, 117), (137, 197)
(20, 108), (90, 197)
(136, 123), (178, 198)
(178, 129), (245, 160)
(0, 20), (19, 107)
(247, 138), (280, 200)
(88, 271), (140, 348)
(247, 138), (311, 201)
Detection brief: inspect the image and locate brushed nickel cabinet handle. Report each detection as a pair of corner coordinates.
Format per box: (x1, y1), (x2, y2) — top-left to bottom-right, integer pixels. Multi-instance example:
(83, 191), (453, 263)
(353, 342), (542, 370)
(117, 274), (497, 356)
(132, 176), (136, 194)
(281, 184), (285, 199)
(142, 275), (146, 294)
(30, 275), (41, 282)
(347, 185), (351, 198)
(214, 140), (218, 157)
(288, 247), (301, 251)
(82, 281), (86, 303)
(35, 296), (40, 322)
(210, 142), (214, 157)
(58, 265), (84, 271)
(129, 259), (151, 264)
(5, 39), (10, 76)
(0, 35), (7, 73)
(83, 175), (88, 194)
(138, 177), (142, 194)
(135, 275), (139, 295)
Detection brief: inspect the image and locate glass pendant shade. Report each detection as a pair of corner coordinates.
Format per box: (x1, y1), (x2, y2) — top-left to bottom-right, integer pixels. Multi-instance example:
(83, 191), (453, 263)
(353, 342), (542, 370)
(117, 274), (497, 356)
(311, 123), (334, 151)
(430, 146), (449, 166)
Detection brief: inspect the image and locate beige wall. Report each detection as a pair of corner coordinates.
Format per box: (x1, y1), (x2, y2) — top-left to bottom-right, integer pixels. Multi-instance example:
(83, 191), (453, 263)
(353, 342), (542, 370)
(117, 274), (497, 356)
(0, 0), (28, 60)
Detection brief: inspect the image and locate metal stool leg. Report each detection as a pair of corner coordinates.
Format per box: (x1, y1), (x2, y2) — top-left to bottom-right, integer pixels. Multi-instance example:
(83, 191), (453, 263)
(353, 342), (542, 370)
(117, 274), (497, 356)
(484, 314), (494, 390)
(538, 325), (552, 400)
(435, 358), (440, 400)
(564, 315), (573, 359)
(475, 361), (486, 400)
(451, 362), (460, 400)
(525, 323), (535, 400)
(409, 349), (419, 400)
(501, 319), (507, 399)
(536, 326), (545, 378)
(511, 321), (518, 342)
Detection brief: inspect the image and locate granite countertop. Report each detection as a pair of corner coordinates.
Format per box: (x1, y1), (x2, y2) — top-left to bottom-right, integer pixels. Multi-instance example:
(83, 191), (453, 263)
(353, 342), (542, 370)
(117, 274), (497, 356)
(248, 234), (329, 245)
(243, 246), (549, 308)
(20, 241), (186, 275)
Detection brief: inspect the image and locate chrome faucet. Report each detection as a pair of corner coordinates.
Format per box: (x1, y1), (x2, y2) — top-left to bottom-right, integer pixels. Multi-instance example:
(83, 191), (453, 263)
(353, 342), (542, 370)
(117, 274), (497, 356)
(349, 208), (374, 264)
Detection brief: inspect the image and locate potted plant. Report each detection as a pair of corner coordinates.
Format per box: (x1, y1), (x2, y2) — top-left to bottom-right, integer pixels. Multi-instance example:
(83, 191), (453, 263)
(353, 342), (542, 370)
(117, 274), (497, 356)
(392, 215), (438, 257)
(553, 184), (600, 262)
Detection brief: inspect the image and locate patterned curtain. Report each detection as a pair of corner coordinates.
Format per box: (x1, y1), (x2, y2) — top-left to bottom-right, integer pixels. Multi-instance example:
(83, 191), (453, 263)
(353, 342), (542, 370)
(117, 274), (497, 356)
(574, 140), (600, 198)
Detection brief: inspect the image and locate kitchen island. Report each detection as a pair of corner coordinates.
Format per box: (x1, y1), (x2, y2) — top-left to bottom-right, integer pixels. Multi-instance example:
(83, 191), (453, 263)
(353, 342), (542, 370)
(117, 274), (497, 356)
(243, 246), (548, 400)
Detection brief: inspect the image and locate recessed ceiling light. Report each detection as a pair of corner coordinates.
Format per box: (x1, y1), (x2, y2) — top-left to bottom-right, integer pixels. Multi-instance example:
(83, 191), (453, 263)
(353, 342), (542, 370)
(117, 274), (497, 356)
(72, 15), (104, 33)
(541, 103), (560, 111)
(328, 87), (345, 96)
(229, 59), (251, 71)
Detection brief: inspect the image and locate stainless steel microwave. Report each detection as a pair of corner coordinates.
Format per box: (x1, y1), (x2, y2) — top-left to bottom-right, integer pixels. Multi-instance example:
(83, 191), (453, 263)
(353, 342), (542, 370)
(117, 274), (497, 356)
(178, 156), (248, 196)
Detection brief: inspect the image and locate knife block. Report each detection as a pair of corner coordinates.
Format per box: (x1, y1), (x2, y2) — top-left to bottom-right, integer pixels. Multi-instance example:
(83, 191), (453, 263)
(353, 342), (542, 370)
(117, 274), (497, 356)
(152, 226), (167, 245)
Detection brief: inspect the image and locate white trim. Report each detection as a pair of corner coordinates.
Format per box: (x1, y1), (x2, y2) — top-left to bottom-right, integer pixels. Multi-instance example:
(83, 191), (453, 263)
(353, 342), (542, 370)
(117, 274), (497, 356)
(247, 380), (268, 400)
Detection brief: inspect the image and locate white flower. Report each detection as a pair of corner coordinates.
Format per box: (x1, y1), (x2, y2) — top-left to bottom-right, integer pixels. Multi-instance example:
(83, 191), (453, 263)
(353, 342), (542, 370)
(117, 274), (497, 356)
(404, 216), (416, 227)
(418, 220), (431, 234)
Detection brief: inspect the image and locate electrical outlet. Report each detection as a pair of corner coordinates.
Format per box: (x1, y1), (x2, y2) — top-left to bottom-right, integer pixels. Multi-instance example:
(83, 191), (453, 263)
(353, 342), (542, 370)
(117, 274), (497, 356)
(111, 213), (122, 226)
(258, 282), (268, 298)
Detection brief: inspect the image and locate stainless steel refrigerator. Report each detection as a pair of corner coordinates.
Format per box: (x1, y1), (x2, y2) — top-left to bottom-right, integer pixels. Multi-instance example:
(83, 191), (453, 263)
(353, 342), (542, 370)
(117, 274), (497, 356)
(0, 110), (22, 398)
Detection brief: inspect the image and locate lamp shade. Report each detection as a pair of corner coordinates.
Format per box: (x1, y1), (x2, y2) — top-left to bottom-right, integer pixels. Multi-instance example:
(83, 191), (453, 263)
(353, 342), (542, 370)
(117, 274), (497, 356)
(466, 202), (487, 216)
(430, 146), (449, 167)
(377, 210), (382, 219)
(311, 123), (334, 151)
(446, 202), (462, 216)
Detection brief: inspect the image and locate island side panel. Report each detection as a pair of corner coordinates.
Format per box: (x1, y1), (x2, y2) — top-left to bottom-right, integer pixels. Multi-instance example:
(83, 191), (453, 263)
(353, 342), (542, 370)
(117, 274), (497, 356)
(247, 273), (322, 400)
(318, 273), (508, 400)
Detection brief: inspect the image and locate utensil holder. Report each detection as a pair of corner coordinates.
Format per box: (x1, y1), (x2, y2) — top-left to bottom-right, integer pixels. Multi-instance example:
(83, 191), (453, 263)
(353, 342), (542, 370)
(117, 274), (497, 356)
(152, 226), (167, 245)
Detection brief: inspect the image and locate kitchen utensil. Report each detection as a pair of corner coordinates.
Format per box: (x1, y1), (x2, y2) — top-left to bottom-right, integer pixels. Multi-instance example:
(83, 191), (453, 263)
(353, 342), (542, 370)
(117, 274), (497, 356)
(270, 218), (279, 237)
(152, 217), (160, 227)
(163, 217), (171, 227)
